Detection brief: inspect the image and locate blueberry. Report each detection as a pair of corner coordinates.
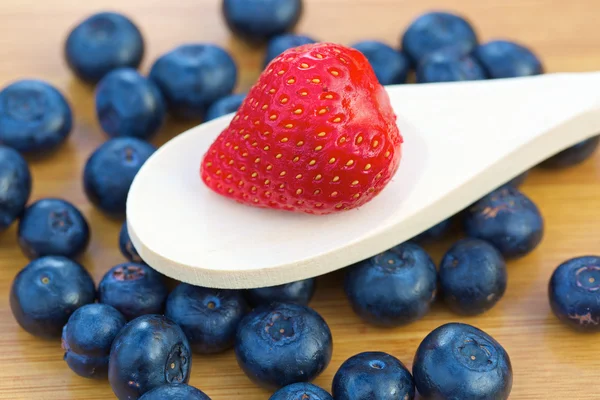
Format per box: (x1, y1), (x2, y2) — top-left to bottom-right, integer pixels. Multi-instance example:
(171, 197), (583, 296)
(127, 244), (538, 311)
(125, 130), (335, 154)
(539, 136), (600, 169)
(165, 283), (247, 354)
(440, 238), (507, 315)
(222, 0), (303, 43)
(205, 93), (246, 122)
(235, 302), (332, 389)
(401, 11), (478, 65)
(332, 352), (415, 400)
(549, 256), (600, 332)
(245, 278), (316, 307)
(0, 79), (72, 154)
(98, 263), (168, 321)
(108, 315), (192, 400)
(65, 12), (144, 83)
(83, 137), (156, 216)
(413, 322), (512, 400)
(18, 198), (90, 260)
(344, 242), (437, 327)
(416, 50), (487, 83)
(95, 68), (166, 140)
(270, 382), (333, 400)
(61, 304), (126, 379)
(464, 187), (544, 259)
(474, 40), (543, 78)
(351, 41), (410, 85)
(149, 44), (237, 119)
(9, 256), (95, 338)
(139, 384), (211, 400)
(264, 34), (316, 67)
(0, 146), (31, 231)
(119, 220), (143, 263)
(412, 217), (452, 243)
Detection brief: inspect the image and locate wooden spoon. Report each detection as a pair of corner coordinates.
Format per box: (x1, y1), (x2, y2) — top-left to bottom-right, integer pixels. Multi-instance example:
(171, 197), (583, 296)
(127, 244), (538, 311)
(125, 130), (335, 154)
(127, 72), (600, 289)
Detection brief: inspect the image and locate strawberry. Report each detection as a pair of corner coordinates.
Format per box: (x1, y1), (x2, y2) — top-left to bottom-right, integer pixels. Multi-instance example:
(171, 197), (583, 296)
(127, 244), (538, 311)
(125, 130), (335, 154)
(200, 42), (403, 215)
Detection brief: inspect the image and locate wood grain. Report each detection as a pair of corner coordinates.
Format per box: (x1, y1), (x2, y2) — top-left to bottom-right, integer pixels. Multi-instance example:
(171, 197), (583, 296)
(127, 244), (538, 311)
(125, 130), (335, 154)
(0, 0), (599, 399)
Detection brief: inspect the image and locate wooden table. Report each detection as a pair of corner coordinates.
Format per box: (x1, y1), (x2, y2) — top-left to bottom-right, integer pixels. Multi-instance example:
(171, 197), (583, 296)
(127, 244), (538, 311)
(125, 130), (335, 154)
(1, 0), (599, 398)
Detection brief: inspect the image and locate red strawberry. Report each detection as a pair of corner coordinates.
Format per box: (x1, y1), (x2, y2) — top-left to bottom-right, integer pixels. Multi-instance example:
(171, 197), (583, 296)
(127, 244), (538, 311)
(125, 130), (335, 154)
(200, 42), (402, 215)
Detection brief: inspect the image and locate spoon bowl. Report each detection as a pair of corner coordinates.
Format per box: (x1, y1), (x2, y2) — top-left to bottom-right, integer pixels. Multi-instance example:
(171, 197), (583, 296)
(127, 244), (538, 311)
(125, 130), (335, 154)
(127, 72), (600, 288)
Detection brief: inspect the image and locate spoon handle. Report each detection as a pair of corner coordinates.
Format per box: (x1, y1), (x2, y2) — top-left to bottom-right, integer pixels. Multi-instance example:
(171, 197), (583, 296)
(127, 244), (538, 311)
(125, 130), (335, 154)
(375, 72), (600, 234)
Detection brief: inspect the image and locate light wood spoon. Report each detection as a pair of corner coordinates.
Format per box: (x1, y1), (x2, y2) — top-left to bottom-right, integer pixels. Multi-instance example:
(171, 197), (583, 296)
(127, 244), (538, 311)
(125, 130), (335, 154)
(127, 72), (600, 289)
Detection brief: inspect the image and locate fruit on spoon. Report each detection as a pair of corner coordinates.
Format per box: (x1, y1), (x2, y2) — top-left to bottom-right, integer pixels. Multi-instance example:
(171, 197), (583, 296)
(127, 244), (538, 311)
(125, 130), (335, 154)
(200, 42), (402, 215)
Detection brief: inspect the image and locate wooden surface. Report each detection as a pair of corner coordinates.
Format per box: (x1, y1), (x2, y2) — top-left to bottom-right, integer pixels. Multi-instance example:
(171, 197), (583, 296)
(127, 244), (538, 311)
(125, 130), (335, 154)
(1, 0), (599, 399)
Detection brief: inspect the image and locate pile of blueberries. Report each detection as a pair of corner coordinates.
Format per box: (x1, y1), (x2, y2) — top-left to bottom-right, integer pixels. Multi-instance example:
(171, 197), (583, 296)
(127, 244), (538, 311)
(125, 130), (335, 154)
(2, 0), (600, 399)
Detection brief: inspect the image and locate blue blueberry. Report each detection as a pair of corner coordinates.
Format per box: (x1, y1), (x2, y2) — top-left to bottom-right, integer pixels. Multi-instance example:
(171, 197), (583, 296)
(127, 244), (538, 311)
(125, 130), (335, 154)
(98, 263), (168, 321)
(9, 256), (95, 338)
(270, 383), (333, 400)
(474, 40), (543, 78)
(65, 12), (144, 84)
(165, 283), (247, 354)
(245, 278), (316, 307)
(108, 315), (192, 400)
(205, 93), (246, 122)
(139, 384), (211, 400)
(149, 44), (237, 119)
(95, 68), (166, 140)
(83, 137), (156, 216)
(332, 352), (415, 400)
(0, 79), (72, 154)
(539, 136), (600, 169)
(0, 146), (31, 231)
(18, 198), (90, 260)
(549, 256), (600, 332)
(416, 50), (487, 83)
(264, 34), (316, 67)
(412, 217), (452, 243)
(351, 41), (410, 85)
(223, 0), (303, 43)
(344, 242), (437, 327)
(61, 304), (126, 379)
(401, 11), (478, 65)
(440, 238), (507, 315)
(464, 187), (544, 259)
(235, 302), (332, 389)
(413, 322), (512, 400)
(119, 220), (143, 263)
